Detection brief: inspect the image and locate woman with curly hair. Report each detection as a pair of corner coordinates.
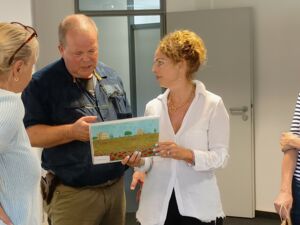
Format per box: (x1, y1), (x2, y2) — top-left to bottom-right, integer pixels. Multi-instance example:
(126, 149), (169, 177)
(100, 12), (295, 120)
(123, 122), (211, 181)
(131, 30), (229, 225)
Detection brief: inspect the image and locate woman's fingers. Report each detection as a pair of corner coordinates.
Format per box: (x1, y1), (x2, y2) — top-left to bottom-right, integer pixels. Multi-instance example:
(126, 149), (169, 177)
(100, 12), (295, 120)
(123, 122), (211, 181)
(122, 151), (142, 167)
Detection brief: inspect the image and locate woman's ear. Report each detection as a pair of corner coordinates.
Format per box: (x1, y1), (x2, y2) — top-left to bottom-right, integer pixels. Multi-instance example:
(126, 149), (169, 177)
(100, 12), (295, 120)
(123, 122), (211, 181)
(11, 60), (24, 81)
(177, 60), (187, 73)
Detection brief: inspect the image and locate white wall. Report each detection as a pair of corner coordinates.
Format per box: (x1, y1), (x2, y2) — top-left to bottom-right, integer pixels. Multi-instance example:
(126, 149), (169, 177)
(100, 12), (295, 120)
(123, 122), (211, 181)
(31, 0), (74, 70)
(167, 0), (300, 212)
(0, 0), (32, 24)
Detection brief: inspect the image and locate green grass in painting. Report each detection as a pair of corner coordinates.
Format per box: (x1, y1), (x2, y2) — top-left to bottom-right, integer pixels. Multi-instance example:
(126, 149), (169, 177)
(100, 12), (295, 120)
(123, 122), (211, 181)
(93, 133), (158, 160)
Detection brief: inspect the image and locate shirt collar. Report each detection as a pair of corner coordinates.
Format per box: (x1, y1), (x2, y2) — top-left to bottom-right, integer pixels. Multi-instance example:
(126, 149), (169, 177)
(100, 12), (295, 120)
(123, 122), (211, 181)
(157, 80), (207, 103)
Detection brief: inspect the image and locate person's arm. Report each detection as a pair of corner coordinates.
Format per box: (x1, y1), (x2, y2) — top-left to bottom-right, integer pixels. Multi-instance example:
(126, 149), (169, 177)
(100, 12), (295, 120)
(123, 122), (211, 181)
(281, 132), (300, 152)
(192, 98), (230, 171)
(281, 94), (300, 152)
(0, 206), (13, 225)
(27, 116), (97, 148)
(275, 93), (300, 218)
(274, 149), (297, 219)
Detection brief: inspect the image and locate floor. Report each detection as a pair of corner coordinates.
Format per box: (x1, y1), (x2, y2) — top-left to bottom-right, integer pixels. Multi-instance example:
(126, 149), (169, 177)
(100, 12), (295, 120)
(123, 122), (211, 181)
(223, 216), (280, 225)
(43, 212), (281, 225)
(125, 213), (281, 225)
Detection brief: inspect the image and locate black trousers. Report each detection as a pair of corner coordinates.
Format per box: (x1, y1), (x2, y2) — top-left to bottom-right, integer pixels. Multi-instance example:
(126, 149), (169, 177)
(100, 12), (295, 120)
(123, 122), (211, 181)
(164, 191), (223, 225)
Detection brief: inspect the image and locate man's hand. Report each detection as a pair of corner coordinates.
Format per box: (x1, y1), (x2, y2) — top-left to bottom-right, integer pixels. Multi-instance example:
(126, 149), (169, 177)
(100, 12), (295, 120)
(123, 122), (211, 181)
(0, 206), (13, 225)
(69, 116), (97, 141)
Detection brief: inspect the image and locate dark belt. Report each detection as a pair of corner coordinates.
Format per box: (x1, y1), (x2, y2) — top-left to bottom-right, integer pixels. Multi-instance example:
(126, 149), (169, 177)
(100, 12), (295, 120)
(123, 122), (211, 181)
(86, 177), (121, 188)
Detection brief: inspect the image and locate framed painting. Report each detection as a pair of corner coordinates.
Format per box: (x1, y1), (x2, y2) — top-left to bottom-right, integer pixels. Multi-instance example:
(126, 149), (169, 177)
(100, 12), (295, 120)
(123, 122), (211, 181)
(89, 116), (159, 164)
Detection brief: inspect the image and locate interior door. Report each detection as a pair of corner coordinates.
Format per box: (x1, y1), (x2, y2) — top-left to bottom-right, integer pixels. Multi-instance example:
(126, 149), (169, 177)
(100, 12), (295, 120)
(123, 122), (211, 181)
(167, 8), (254, 217)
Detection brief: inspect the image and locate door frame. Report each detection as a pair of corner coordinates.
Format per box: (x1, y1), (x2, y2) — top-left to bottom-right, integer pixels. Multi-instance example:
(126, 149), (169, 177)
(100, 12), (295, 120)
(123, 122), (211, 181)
(128, 22), (162, 116)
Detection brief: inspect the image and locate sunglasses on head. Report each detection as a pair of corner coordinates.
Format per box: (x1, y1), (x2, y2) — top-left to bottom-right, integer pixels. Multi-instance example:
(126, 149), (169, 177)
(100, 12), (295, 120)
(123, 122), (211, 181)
(8, 22), (38, 65)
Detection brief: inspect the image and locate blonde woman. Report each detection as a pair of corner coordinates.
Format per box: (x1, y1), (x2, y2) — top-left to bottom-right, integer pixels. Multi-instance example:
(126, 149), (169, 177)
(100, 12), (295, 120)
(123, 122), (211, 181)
(131, 30), (229, 225)
(0, 22), (40, 225)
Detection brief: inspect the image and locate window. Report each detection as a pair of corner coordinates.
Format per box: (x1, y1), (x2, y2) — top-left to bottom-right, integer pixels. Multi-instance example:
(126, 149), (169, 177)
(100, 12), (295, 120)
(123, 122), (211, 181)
(78, 0), (161, 11)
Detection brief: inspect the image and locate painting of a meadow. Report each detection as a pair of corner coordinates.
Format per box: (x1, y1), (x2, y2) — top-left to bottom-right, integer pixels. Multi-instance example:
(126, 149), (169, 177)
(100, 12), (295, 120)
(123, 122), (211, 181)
(89, 116), (159, 164)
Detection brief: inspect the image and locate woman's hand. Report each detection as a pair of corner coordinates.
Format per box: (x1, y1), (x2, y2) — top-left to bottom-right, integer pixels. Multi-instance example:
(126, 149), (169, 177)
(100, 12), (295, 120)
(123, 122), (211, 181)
(121, 151), (144, 167)
(130, 171), (145, 202)
(154, 141), (194, 164)
(274, 191), (293, 219)
(0, 206), (13, 225)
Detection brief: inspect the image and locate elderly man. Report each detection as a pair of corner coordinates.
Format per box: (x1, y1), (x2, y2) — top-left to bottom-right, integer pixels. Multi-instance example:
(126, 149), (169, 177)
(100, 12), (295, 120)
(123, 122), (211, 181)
(22, 14), (131, 225)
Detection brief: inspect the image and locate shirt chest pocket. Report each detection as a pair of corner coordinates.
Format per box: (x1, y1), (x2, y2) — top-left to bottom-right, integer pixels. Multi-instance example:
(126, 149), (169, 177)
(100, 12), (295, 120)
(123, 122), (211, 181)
(61, 99), (96, 123)
(100, 83), (132, 119)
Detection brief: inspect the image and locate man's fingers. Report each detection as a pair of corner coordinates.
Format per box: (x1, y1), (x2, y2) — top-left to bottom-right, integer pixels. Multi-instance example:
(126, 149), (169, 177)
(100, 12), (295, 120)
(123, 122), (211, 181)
(121, 156), (130, 165)
(128, 152), (141, 163)
(81, 116), (97, 123)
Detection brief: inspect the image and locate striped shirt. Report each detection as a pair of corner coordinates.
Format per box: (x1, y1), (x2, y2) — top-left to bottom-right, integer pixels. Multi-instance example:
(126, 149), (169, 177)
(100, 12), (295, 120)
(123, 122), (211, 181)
(291, 93), (300, 181)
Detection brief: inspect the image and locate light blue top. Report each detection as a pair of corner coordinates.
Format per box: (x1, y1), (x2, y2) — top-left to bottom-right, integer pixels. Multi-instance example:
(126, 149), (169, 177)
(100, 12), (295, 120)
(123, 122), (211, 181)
(0, 89), (41, 225)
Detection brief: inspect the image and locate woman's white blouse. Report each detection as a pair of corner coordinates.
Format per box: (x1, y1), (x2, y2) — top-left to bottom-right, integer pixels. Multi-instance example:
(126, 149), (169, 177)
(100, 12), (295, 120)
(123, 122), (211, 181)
(136, 80), (230, 225)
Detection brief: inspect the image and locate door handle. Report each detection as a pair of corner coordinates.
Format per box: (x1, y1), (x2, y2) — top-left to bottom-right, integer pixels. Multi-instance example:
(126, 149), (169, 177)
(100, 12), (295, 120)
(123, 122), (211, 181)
(229, 106), (248, 121)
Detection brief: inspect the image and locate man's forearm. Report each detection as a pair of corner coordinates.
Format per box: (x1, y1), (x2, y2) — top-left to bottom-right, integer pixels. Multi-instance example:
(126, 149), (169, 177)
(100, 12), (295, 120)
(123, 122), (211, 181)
(26, 124), (74, 148)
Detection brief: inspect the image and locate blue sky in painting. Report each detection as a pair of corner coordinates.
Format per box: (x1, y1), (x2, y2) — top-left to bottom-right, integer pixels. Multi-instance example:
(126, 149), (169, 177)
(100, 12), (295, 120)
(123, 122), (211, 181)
(91, 117), (159, 138)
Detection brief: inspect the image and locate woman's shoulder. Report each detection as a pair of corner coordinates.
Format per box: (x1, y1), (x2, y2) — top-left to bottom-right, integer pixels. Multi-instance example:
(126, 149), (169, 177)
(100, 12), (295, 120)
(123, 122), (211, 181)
(147, 96), (161, 105)
(0, 90), (23, 122)
(144, 93), (165, 116)
(205, 90), (223, 103)
(146, 93), (165, 107)
(0, 90), (22, 106)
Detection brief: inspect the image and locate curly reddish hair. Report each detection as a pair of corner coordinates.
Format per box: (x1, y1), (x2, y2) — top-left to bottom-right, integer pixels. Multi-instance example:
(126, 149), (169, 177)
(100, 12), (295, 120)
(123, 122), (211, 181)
(158, 29), (207, 80)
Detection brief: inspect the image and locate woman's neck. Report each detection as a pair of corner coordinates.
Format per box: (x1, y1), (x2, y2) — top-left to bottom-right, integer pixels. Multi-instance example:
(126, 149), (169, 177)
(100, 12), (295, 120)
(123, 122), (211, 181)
(168, 81), (195, 105)
(0, 76), (9, 91)
(0, 71), (17, 92)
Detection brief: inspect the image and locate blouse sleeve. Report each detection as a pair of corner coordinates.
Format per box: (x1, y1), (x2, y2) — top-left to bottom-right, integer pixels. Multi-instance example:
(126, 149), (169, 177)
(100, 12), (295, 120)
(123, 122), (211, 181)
(192, 98), (230, 171)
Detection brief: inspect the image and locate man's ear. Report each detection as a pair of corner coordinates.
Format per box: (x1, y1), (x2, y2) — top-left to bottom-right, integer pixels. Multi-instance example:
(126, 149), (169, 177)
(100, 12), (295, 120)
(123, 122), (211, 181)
(58, 45), (64, 56)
